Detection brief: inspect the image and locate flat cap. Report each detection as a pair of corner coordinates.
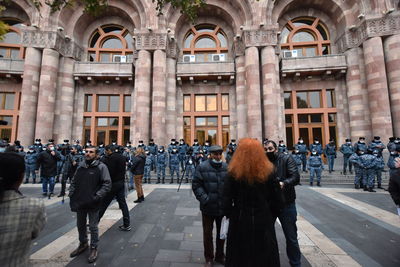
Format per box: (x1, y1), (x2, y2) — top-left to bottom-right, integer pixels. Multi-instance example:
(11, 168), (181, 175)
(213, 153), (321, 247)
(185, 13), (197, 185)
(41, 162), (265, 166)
(209, 145), (223, 153)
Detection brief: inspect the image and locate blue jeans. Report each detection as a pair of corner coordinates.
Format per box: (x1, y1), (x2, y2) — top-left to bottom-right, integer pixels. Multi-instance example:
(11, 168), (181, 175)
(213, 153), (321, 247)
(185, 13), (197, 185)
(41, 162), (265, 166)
(127, 170), (134, 188)
(42, 176), (55, 193)
(277, 203), (301, 267)
(327, 155), (335, 171)
(77, 210), (99, 248)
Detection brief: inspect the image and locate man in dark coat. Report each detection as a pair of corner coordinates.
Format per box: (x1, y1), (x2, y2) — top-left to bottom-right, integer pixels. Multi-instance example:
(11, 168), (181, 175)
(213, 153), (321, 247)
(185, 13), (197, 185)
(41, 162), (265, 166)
(36, 143), (61, 197)
(265, 140), (302, 267)
(69, 146), (111, 264)
(192, 145), (228, 267)
(388, 153), (400, 216)
(98, 145), (131, 231)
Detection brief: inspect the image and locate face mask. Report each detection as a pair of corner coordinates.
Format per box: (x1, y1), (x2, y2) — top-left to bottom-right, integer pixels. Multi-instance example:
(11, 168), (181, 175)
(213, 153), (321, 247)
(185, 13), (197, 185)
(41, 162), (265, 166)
(112, 142), (116, 145)
(359, 152), (364, 155)
(232, 142), (235, 145)
(373, 154), (378, 156)
(194, 142), (198, 145)
(127, 144), (131, 147)
(139, 143), (143, 146)
(211, 159), (222, 164)
(205, 143), (209, 146)
(315, 141), (319, 144)
(180, 141), (184, 144)
(49, 147), (55, 151)
(347, 142), (351, 145)
(266, 152), (276, 161)
(279, 143), (284, 146)
(86, 143), (90, 146)
(29, 150), (34, 153)
(312, 152), (317, 155)
(395, 140), (400, 144)
(189, 159), (193, 164)
(159, 149), (163, 153)
(391, 152), (396, 155)
(360, 141), (365, 144)
(299, 141), (303, 144)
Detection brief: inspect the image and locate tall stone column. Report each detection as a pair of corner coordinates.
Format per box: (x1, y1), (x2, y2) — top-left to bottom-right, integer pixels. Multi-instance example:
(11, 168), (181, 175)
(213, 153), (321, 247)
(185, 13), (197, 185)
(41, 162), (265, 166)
(245, 47), (262, 140)
(133, 49), (152, 144)
(151, 50), (167, 145)
(18, 47), (42, 145)
(35, 48), (60, 141)
(384, 34), (400, 136)
(53, 57), (75, 143)
(363, 37), (393, 140)
(166, 57), (177, 140)
(345, 47), (372, 141)
(235, 55), (247, 139)
(261, 46), (283, 140)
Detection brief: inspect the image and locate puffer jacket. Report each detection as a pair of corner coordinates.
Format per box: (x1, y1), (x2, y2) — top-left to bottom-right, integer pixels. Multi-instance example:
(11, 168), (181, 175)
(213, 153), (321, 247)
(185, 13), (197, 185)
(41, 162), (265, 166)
(69, 160), (111, 212)
(192, 159), (228, 216)
(272, 152), (300, 205)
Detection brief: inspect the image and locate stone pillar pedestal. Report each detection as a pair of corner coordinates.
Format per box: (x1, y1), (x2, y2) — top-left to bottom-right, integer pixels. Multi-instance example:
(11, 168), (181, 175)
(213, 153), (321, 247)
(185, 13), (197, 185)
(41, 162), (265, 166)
(345, 47), (372, 141)
(235, 55), (247, 139)
(53, 57), (75, 143)
(35, 48), (60, 141)
(261, 46), (284, 140)
(363, 37), (393, 141)
(133, 50), (152, 144)
(151, 50), (167, 145)
(245, 47), (262, 140)
(166, 57), (177, 140)
(18, 47), (42, 145)
(384, 34), (400, 136)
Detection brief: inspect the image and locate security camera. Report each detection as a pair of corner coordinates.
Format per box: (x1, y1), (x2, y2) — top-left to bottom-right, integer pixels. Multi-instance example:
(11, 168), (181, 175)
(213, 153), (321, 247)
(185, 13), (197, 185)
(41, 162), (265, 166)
(147, 27), (152, 32)
(170, 35), (175, 41)
(259, 22), (265, 27)
(31, 23), (39, 28)
(65, 35), (71, 41)
(57, 26), (64, 32)
(385, 8), (395, 15)
(235, 34), (241, 39)
(239, 25), (244, 31)
(167, 28), (171, 33)
(357, 13), (365, 20)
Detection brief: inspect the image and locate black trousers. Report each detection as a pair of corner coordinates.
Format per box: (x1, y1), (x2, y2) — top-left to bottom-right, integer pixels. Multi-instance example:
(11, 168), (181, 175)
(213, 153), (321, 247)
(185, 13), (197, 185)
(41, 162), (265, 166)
(202, 212), (225, 262)
(98, 182), (130, 227)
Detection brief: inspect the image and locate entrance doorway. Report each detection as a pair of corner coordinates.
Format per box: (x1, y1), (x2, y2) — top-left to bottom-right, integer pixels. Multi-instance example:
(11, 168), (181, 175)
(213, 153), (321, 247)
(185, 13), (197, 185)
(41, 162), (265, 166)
(299, 126), (324, 147)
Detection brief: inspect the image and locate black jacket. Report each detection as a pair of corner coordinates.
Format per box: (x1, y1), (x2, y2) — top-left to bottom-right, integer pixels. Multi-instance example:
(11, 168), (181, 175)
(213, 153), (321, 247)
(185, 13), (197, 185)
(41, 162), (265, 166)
(101, 152), (126, 185)
(192, 159), (228, 216)
(271, 152), (300, 205)
(69, 160), (111, 211)
(389, 168), (400, 205)
(36, 150), (61, 178)
(223, 174), (283, 267)
(130, 154), (146, 175)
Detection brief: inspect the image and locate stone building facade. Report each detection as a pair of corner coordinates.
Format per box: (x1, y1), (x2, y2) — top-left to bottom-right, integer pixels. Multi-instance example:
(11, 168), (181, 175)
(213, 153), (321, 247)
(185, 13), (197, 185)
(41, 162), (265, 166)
(0, 0), (400, 149)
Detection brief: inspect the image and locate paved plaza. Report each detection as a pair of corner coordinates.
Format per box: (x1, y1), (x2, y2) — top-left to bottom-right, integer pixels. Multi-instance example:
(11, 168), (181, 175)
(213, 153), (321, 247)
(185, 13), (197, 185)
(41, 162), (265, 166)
(23, 181), (399, 267)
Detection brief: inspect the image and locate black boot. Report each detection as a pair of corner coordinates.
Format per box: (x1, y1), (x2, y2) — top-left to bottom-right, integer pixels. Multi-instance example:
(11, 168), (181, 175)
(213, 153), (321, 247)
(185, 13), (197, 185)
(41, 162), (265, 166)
(170, 179), (173, 184)
(70, 242), (88, 258)
(185, 178), (189, 183)
(148, 178), (151, 184)
(368, 187), (376, 192)
(317, 182), (321, 187)
(363, 187), (368, 191)
(140, 196), (145, 201)
(355, 184), (360, 189)
(32, 179), (36, 184)
(309, 182), (313, 186)
(156, 178), (160, 184)
(88, 246), (98, 263)
(377, 183), (383, 189)
(162, 178), (165, 184)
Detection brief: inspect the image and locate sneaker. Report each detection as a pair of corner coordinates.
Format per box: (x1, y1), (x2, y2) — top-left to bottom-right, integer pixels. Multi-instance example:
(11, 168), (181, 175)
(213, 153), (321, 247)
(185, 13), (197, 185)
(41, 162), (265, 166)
(70, 242), (88, 257)
(119, 225), (132, 231)
(88, 246), (98, 263)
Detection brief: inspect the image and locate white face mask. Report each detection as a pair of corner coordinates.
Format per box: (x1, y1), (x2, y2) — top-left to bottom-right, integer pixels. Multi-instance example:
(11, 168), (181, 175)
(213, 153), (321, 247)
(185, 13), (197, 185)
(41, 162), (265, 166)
(49, 147), (55, 151)
(29, 150), (34, 153)
(180, 141), (184, 144)
(347, 142), (351, 145)
(194, 142), (198, 145)
(312, 152), (317, 155)
(299, 141), (303, 144)
(315, 141), (319, 144)
(205, 143), (209, 146)
(232, 142), (236, 145)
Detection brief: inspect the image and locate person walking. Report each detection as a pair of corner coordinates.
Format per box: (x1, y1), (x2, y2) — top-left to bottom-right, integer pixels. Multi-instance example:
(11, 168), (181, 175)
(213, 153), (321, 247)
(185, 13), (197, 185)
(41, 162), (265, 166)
(192, 145), (228, 267)
(265, 140), (302, 267)
(69, 146), (111, 263)
(130, 147), (146, 203)
(98, 145), (131, 231)
(223, 138), (283, 267)
(36, 143), (61, 197)
(0, 152), (46, 266)
(389, 157), (400, 216)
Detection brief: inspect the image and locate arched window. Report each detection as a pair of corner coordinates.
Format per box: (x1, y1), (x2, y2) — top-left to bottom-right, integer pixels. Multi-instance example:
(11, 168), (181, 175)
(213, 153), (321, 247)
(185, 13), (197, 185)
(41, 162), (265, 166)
(280, 17), (331, 57)
(88, 25), (134, 62)
(183, 24), (228, 62)
(0, 19), (25, 59)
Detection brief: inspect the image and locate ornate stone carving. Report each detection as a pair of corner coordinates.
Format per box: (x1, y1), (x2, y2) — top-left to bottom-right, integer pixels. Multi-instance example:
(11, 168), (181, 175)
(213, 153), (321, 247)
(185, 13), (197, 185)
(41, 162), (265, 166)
(21, 29), (83, 60)
(134, 33), (167, 51)
(242, 29), (278, 48)
(166, 40), (178, 59)
(233, 39), (245, 57)
(336, 14), (400, 53)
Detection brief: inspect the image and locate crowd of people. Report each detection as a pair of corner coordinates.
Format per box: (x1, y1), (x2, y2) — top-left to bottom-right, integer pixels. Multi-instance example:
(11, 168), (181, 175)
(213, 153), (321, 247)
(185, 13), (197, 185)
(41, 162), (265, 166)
(0, 135), (399, 266)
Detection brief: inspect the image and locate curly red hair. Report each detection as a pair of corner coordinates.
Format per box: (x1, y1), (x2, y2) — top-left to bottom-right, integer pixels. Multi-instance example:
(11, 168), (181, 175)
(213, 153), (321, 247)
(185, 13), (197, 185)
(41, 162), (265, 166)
(228, 138), (274, 184)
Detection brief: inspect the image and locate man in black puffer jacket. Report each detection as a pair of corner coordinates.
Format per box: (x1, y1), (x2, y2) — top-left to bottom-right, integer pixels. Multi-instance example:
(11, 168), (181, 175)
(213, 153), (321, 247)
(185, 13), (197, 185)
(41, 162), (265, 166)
(36, 143), (61, 197)
(265, 140), (301, 267)
(69, 146), (111, 264)
(98, 145), (131, 231)
(192, 145), (228, 267)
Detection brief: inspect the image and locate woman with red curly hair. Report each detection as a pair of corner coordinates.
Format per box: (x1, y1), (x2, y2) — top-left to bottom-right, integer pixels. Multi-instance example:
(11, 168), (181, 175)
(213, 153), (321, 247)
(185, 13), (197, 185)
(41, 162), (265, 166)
(223, 138), (284, 267)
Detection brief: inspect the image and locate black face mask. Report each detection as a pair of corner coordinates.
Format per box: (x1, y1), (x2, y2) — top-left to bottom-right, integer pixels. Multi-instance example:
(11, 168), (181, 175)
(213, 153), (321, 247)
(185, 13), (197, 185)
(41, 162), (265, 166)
(266, 152), (276, 161)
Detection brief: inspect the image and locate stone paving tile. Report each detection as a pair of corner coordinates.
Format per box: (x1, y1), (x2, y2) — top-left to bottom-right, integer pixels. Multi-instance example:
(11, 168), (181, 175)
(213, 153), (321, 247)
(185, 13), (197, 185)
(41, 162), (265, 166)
(170, 263), (203, 267)
(164, 232), (185, 241)
(184, 232), (203, 242)
(151, 261), (171, 267)
(154, 249), (191, 263)
(179, 240), (203, 251)
(129, 223), (155, 243)
(175, 207), (200, 216)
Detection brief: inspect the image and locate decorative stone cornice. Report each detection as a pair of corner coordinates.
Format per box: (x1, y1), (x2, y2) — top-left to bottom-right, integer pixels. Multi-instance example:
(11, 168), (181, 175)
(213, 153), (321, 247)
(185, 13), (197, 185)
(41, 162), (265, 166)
(336, 14), (400, 53)
(134, 32), (167, 51)
(242, 29), (278, 48)
(21, 29), (83, 60)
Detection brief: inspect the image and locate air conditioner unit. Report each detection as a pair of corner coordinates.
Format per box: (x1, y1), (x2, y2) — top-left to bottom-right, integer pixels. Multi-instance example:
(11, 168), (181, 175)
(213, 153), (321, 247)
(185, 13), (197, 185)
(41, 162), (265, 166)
(283, 50), (298, 58)
(211, 54), (226, 62)
(183, 55), (196, 63)
(113, 55), (127, 63)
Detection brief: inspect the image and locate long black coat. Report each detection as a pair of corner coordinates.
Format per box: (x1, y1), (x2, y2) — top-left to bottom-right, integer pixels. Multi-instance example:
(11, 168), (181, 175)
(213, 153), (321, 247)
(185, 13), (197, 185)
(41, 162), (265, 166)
(389, 168), (400, 205)
(36, 150), (61, 178)
(223, 173), (284, 267)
